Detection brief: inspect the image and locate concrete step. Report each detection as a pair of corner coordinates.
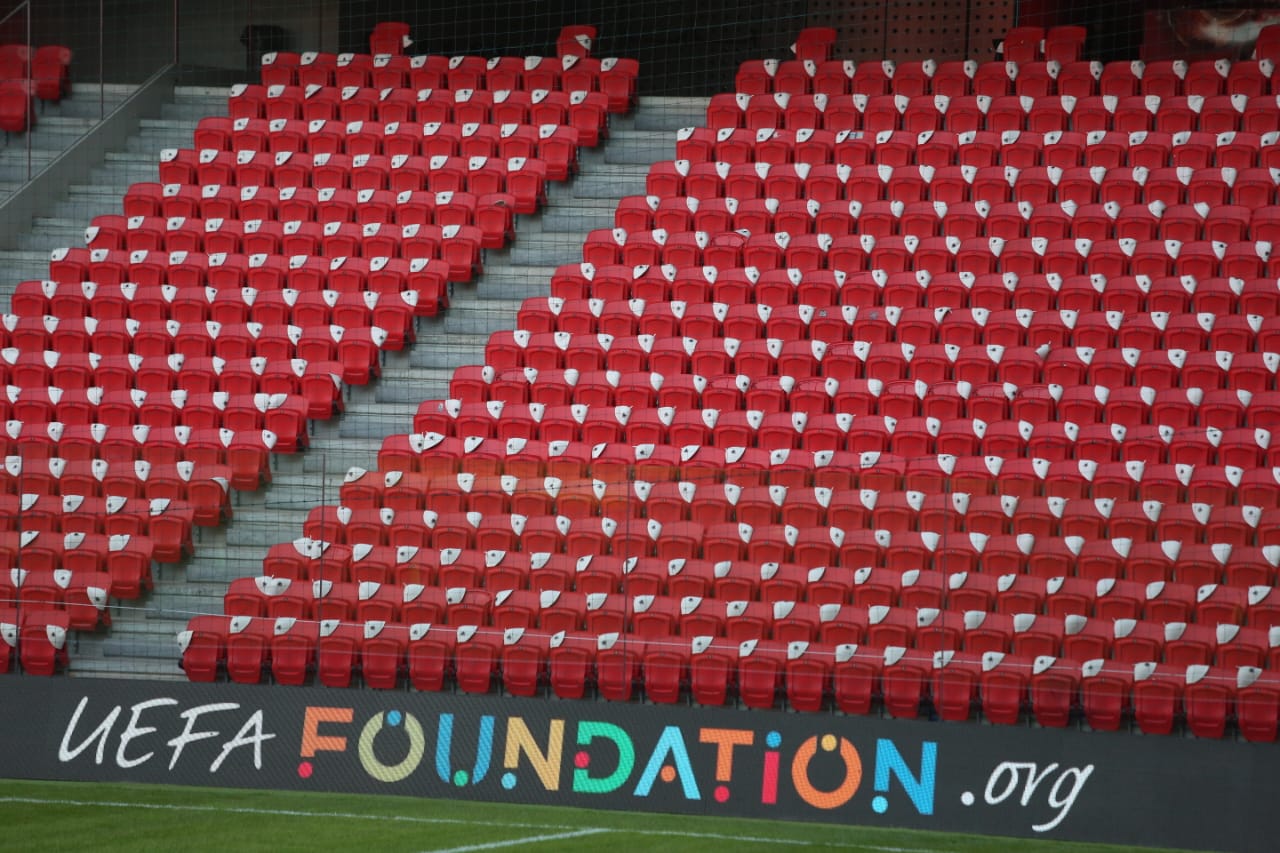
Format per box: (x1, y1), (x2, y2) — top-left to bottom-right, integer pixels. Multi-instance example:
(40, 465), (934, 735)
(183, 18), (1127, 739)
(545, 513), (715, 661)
(597, 129), (677, 165)
(533, 203), (616, 235)
(18, 220), (85, 252)
(466, 266), (557, 301)
(335, 405), (421, 440)
(159, 100), (229, 124)
(84, 160), (163, 188)
(67, 655), (186, 681)
(46, 82), (139, 119)
(124, 131), (188, 156)
(371, 366), (455, 403)
(501, 239), (585, 268)
(0, 151), (62, 184)
(570, 168), (648, 198)
(10, 118), (102, 153)
(138, 117), (201, 138)
(614, 96), (709, 133)
(433, 300), (526, 334)
(406, 334), (487, 369)
(0, 250), (52, 290)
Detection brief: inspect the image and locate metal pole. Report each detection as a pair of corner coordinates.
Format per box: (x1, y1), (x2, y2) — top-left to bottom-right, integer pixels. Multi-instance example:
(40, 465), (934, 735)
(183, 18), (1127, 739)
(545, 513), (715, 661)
(99, 0), (104, 118)
(24, 0), (31, 179)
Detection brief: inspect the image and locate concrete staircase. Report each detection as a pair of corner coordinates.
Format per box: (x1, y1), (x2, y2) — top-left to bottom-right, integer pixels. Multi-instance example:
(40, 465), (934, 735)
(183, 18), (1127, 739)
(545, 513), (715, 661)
(0, 83), (136, 205)
(3, 89), (711, 680)
(0, 86), (228, 287)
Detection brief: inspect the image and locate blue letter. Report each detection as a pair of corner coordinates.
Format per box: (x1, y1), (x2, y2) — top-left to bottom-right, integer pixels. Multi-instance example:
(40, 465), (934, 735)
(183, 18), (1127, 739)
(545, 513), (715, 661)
(633, 726), (701, 800)
(874, 739), (936, 815)
(435, 713), (495, 786)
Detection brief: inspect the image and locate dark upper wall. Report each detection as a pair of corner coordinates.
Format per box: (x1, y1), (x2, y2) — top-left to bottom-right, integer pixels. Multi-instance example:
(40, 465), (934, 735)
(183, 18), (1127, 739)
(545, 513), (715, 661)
(336, 0), (809, 96)
(19, 0), (807, 94)
(0, 0), (338, 87)
(4, 1), (1155, 92)
(2, 0), (176, 86)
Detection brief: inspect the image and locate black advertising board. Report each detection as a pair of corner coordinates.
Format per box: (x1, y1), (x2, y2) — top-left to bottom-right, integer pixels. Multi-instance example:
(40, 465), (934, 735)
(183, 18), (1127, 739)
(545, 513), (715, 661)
(0, 676), (1271, 851)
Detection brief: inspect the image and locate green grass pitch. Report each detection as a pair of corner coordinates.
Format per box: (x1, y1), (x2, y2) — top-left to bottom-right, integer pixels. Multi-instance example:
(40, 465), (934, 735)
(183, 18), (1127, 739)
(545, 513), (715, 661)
(0, 778), (1195, 852)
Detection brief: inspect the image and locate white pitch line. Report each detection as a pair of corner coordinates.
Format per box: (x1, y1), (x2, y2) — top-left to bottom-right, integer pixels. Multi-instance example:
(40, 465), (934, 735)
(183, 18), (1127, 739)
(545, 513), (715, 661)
(632, 829), (942, 852)
(0, 795), (942, 852)
(422, 828), (608, 853)
(0, 796), (575, 831)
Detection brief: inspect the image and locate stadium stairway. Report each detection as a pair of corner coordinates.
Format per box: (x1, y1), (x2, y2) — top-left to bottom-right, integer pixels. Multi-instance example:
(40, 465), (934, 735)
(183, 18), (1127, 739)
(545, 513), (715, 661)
(0, 82), (136, 205)
(0, 89), (709, 679)
(0, 85), (223, 280)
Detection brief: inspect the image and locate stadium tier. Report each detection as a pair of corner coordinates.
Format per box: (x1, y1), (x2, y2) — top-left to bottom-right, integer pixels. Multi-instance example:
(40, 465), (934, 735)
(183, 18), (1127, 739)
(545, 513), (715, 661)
(155, 24), (1280, 743)
(3, 16), (1280, 748)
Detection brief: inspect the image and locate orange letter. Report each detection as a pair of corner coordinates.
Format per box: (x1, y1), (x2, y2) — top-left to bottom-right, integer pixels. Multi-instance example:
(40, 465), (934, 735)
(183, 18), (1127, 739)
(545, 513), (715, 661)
(699, 728), (754, 782)
(300, 707), (354, 757)
(791, 734), (862, 810)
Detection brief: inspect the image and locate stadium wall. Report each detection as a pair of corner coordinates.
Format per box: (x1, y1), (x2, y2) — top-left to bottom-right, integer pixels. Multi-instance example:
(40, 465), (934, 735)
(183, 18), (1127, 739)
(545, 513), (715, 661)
(1, 675), (1273, 852)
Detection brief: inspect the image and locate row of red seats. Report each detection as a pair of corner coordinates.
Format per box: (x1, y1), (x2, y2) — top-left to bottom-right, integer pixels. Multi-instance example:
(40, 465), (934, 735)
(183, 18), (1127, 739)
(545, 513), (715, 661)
(414, 384), (1280, 444)
(87, 214), (504, 261)
(736, 57), (1275, 101)
(475, 330), (1272, 389)
(13, 284), (421, 345)
(215, 574), (1280, 663)
(299, 486), (1280, 583)
(175, 614), (1280, 740)
(510, 306), (1280, 365)
(191, 118), (581, 180)
(260, 52), (638, 114)
(89, 206), (509, 259)
(679, 128), (1280, 176)
(235, 529), (1280, 619)
(0, 529), (152, 599)
(401, 414), (1280, 476)
(252, 502), (1280, 594)
(0, 456), (232, 525)
(0, 387), (310, 445)
(228, 84), (609, 146)
(2, 571), (110, 631)
(446, 358), (1272, 421)
(546, 264), (1279, 320)
(115, 184), (517, 242)
(314, 462), (1280, 545)
(370, 436), (1279, 509)
(155, 149), (549, 213)
(517, 291), (1280, 349)
(577, 234), (1280, 289)
(0, 352), (343, 420)
(675, 128), (1280, 173)
(619, 198), (1280, 250)
(0, 421), (275, 491)
(47, 247), (455, 307)
(0, 316), (387, 385)
(0, 493), (192, 561)
(646, 160), (1280, 213)
(331, 468), (1270, 545)
(703, 92), (1280, 137)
